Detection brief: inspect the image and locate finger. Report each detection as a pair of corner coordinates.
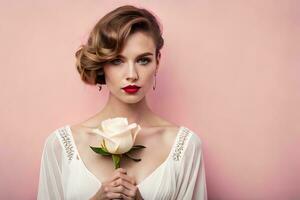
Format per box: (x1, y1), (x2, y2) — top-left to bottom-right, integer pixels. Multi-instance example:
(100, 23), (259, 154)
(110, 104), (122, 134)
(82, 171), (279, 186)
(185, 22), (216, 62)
(114, 173), (136, 186)
(117, 183), (137, 199)
(105, 191), (123, 199)
(110, 184), (136, 199)
(105, 187), (134, 200)
(108, 184), (131, 195)
(109, 172), (135, 186)
(102, 185), (124, 199)
(121, 195), (135, 200)
(116, 167), (127, 174)
(108, 169), (128, 183)
(112, 178), (137, 194)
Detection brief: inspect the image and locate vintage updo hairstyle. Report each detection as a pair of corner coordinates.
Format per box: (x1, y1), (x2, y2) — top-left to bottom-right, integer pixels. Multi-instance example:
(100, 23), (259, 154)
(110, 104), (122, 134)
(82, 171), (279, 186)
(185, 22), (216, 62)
(75, 5), (164, 85)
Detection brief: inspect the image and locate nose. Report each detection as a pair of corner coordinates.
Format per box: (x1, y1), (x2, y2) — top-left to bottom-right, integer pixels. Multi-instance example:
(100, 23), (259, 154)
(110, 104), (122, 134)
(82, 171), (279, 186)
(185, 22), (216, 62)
(126, 61), (138, 81)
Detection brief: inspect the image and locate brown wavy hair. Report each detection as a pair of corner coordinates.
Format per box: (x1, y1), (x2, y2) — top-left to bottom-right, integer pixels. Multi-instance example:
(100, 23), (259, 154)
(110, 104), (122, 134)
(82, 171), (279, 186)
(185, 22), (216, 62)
(75, 5), (164, 85)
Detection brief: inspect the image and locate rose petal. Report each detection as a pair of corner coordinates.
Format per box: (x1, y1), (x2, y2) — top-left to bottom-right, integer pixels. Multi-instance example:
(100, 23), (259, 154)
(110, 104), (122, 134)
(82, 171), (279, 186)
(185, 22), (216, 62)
(90, 118), (141, 154)
(90, 128), (118, 145)
(112, 132), (133, 154)
(110, 123), (137, 137)
(105, 139), (120, 154)
(102, 117), (128, 134)
(132, 124), (141, 142)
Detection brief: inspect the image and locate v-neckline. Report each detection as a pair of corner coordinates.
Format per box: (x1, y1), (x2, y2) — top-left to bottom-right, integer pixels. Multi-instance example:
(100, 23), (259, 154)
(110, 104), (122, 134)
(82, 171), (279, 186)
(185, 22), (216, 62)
(65, 124), (184, 187)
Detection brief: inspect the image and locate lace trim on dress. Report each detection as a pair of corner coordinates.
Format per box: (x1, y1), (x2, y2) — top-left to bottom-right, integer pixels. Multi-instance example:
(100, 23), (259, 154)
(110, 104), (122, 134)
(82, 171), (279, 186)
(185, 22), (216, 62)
(57, 127), (74, 161)
(172, 127), (191, 161)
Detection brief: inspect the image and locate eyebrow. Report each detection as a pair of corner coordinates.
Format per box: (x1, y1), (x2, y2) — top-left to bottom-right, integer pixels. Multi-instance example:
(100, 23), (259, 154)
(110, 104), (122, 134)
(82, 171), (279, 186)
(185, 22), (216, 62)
(117, 52), (154, 59)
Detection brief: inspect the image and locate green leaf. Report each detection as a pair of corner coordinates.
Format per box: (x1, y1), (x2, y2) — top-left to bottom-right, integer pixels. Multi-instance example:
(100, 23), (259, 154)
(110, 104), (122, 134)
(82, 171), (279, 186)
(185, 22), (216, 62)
(127, 144), (146, 153)
(112, 154), (121, 169)
(124, 153), (142, 162)
(89, 146), (111, 156)
(132, 145), (146, 149)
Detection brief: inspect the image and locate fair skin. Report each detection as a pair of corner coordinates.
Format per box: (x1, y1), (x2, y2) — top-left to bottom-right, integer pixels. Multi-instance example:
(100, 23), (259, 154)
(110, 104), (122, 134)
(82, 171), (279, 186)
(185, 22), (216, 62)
(71, 31), (180, 200)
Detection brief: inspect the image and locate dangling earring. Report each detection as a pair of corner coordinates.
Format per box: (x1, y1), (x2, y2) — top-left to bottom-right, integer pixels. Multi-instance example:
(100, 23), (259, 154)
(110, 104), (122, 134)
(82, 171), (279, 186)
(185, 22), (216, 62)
(96, 83), (102, 91)
(153, 74), (156, 90)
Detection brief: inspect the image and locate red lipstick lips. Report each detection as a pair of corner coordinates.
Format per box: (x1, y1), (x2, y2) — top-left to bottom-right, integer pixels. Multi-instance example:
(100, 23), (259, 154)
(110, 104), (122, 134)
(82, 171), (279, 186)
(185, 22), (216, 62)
(122, 85), (141, 94)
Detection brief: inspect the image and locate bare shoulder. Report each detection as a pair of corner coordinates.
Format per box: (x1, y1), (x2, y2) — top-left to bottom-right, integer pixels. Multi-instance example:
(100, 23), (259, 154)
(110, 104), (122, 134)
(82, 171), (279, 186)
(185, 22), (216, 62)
(161, 126), (182, 148)
(68, 122), (95, 147)
(150, 116), (181, 145)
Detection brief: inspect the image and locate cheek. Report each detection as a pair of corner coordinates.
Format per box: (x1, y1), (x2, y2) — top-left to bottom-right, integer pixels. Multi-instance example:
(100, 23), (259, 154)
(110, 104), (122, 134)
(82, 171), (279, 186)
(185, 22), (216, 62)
(144, 73), (154, 83)
(104, 68), (121, 85)
(141, 70), (155, 90)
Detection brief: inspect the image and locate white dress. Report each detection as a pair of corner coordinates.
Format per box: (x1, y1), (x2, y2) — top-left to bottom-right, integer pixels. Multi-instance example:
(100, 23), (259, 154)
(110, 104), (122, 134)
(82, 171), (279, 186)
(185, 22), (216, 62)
(37, 125), (207, 200)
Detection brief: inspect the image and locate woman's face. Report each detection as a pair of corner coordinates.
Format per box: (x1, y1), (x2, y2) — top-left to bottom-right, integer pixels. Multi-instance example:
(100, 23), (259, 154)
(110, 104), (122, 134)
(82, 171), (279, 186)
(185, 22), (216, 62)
(103, 31), (160, 104)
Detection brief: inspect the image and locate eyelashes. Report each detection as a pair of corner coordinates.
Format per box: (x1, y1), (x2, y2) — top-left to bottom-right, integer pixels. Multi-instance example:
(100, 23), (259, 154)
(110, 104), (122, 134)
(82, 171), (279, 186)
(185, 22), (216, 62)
(109, 59), (122, 65)
(138, 57), (152, 65)
(109, 57), (152, 66)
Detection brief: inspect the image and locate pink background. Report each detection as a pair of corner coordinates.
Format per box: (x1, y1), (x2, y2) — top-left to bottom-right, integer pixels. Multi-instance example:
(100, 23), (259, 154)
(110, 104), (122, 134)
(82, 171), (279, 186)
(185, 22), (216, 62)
(1, 0), (299, 199)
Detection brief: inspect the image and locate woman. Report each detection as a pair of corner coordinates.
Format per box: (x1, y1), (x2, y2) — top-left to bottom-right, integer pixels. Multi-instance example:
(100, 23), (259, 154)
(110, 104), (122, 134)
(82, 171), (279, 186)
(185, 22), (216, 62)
(37, 5), (207, 200)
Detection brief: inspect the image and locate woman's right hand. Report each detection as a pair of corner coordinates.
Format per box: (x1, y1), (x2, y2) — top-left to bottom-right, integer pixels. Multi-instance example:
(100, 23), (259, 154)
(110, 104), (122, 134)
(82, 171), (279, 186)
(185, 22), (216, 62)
(90, 168), (136, 200)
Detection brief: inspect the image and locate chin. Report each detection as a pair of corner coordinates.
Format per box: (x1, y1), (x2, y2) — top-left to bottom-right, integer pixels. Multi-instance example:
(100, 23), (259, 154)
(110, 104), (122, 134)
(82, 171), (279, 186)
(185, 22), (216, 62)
(120, 93), (146, 104)
(112, 89), (147, 104)
(123, 96), (144, 104)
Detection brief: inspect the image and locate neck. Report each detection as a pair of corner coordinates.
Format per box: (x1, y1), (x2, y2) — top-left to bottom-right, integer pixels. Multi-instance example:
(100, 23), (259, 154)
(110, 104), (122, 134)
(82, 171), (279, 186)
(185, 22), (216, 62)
(99, 93), (154, 126)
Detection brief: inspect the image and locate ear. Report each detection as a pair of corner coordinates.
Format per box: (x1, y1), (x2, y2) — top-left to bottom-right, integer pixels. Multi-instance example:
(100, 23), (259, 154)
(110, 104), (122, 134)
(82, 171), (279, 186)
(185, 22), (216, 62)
(155, 52), (161, 74)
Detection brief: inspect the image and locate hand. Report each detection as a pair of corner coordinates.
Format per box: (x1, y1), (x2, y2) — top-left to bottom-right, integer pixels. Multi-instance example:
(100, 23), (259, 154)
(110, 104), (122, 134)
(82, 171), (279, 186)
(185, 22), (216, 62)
(90, 168), (143, 200)
(110, 168), (143, 200)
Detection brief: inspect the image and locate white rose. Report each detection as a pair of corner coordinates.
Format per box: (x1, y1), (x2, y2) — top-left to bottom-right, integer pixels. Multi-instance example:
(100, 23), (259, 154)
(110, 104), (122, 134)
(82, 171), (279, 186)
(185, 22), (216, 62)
(90, 117), (141, 154)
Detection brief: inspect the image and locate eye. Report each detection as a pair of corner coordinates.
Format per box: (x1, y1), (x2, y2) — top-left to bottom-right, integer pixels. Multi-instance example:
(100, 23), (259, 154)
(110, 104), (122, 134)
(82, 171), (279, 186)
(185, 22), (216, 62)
(138, 57), (151, 65)
(110, 58), (123, 65)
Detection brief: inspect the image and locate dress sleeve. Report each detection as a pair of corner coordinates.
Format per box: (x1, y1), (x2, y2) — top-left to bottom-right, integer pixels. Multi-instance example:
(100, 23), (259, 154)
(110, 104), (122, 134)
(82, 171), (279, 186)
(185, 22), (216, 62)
(175, 131), (207, 200)
(37, 131), (64, 200)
